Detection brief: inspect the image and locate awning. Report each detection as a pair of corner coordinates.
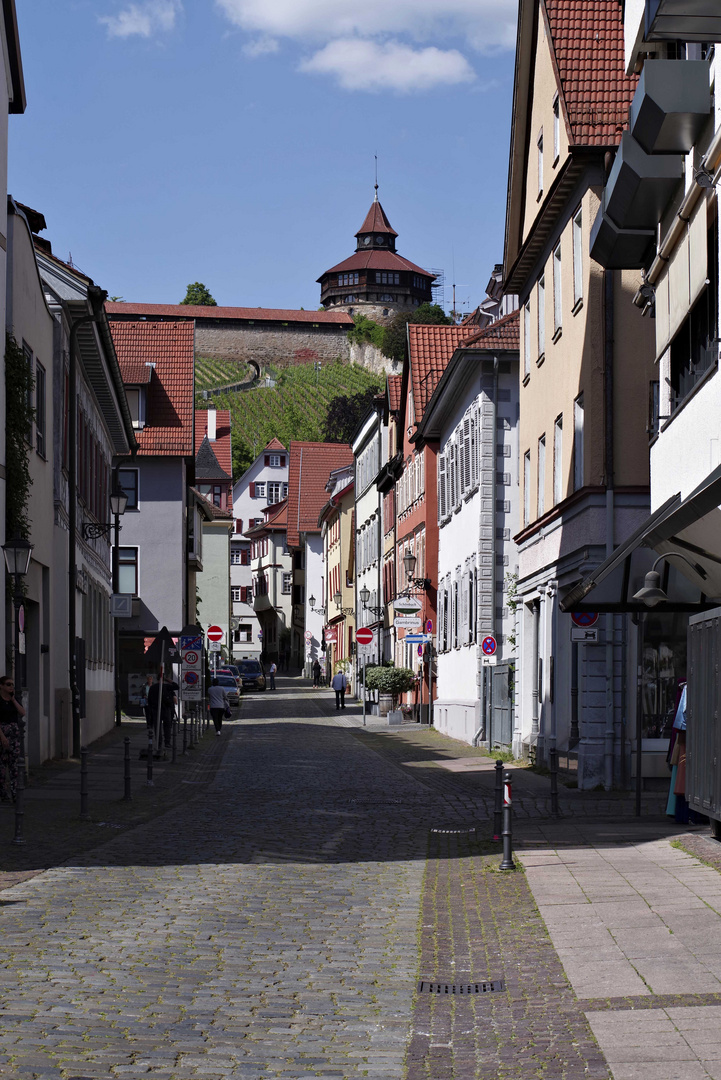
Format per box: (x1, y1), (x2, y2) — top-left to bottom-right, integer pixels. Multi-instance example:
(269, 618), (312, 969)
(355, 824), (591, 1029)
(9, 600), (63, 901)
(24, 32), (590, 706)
(561, 465), (721, 613)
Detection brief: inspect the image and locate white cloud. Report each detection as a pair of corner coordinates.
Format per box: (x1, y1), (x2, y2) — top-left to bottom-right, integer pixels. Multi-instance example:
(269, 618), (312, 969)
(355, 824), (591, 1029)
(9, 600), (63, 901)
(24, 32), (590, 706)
(242, 36), (280, 57)
(300, 39), (475, 93)
(100, 0), (181, 39)
(215, 0), (516, 53)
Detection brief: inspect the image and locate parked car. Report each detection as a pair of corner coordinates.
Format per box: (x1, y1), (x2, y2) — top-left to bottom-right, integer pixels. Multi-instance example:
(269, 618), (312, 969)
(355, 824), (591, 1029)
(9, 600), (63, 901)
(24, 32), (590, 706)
(215, 674), (240, 706)
(237, 659), (266, 692)
(217, 666), (241, 688)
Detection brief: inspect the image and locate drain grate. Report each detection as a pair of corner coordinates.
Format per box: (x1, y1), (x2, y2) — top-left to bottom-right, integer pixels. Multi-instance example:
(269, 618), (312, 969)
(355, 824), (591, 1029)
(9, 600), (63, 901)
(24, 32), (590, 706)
(429, 827), (477, 835)
(418, 980), (504, 995)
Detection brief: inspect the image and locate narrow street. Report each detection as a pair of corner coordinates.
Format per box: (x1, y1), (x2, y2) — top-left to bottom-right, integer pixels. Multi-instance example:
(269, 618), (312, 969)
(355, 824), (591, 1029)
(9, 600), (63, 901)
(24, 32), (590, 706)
(0, 679), (720, 1080)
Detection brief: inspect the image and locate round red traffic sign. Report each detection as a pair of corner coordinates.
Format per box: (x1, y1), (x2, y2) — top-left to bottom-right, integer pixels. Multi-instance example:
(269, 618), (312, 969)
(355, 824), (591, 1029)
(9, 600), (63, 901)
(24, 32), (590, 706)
(207, 625), (223, 642)
(571, 611), (598, 628)
(482, 635), (497, 656)
(356, 627), (373, 646)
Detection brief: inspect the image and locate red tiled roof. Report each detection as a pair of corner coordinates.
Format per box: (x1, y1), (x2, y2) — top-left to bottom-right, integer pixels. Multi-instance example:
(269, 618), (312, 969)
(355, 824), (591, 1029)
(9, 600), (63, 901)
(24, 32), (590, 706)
(191, 487), (233, 521)
(320, 250), (433, 280)
(387, 375), (402, 413)
(264, 437), (286, 452)
(195, 409), (232, 477)
(407, 325), (471, 425)
(546, 0), (637, 147)
(106, 301), (353, 326)
(461, 309), (520, 350)
(286, 441), (354, 548)
(246, 499), (288, 537)
(355, 199), (398, 238)
(111, 321), (195, 456)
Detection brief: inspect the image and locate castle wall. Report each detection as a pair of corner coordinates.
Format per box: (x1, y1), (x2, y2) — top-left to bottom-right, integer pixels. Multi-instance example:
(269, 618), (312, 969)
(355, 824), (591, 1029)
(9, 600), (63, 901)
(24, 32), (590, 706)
(195, 323), (351, 368)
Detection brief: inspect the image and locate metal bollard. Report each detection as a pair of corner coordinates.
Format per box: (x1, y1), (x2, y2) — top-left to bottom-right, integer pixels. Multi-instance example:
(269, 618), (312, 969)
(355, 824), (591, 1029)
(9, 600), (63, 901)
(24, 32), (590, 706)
(182, 713), (188, 755)
(146, 732), (154, 786)
(80, 746), (89, 820)
(123, 737), (132, 801)
(171, 714), (177, 763)
(12, 717), (27, 846)
(499, 771), (515, 871)
(549, 746), (559, 817)
(493, 759), (503, 841)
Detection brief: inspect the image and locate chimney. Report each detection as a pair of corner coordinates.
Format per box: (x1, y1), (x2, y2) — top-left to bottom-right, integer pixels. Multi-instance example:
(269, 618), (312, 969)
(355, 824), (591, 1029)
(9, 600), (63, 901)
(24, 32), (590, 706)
(207, 407), (217, 442)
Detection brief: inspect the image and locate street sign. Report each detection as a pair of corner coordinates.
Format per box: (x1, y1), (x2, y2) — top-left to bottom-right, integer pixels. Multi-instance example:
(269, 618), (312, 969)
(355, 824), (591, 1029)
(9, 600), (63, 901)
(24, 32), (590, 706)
(571, 611), (599, 628)
(230, 616), (240, 631)
(207, 625), (223, 642)
(356, 627), (373, 646)
(482, 635), (497, 656)
(183, 670), (200, 686)
(180, 634), (202, 652)
(324, 626), (337, 644)
(417, 644), (423, 657)
(394, 596), (423, 616)
(209, 641), (221, 652)
(304, 630), (312, 642)
(110, 593), (133, 618)
(426, 619), (433, 633)
(357, 644), (374, 658)
(183, 650), (199, 666)
(395, 616), (422, 629)
(571, 627), (600, 643)
(405, 634), (432, 644)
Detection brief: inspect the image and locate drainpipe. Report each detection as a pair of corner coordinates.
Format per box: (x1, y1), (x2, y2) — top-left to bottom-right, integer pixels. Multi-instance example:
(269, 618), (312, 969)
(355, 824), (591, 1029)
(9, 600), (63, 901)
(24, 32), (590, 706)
(604, 268), (615, 791)
(531, 598), (540, 738)
(68, 291), (106, 758)
(472, 357), (499, 747)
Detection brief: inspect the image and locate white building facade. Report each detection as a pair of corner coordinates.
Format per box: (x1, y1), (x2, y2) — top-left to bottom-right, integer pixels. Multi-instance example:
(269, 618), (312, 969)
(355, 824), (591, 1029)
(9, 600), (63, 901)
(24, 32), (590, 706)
(353, 408), (386, 673)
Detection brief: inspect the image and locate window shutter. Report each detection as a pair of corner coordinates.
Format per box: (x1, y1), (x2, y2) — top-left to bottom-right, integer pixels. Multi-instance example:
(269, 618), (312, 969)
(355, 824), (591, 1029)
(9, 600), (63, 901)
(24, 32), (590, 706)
(235, 518), (243, 533)
(249, 482), (256, 498)
(264, 455), (270, 466)
(280, 455), (286, 467)
(437, 452), (447, 523)
(462, 574), (469, 637)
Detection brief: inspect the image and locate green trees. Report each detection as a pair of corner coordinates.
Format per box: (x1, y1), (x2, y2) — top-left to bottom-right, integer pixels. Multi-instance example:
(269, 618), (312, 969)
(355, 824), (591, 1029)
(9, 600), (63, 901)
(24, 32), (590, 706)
(180, 282), (217, 306)
(364, 666), (416, 708)
(381, 303), (452, 364)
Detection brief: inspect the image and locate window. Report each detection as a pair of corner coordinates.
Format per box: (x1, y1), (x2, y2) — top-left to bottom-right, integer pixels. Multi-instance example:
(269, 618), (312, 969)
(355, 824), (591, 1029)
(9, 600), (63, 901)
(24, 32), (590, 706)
(524, 302), (531, 378)
(268, 481), (282, 504)
(537, 129), (544, 196)
(375, 271), (400, 285)
(282, 482), (288, 499)
(573, 207), (583, 305)
(23, 342), (33, 422)
(118, 468), (138, 510)
(338, 272), (359, 286)
(573, 395), (584, 491)
(524, 451), (530, 527)
(268, 453), (284, 467)
(553, 416), (563, 506)
(231, 586), (241, 602)
(553, 244), (562, 334)
(35, 362), (46, 457)
(282, 572), (293, 594)
(537, 275), (545, 358)
(537, 435), (546, 518)
(553, 94), (560, 162)
(125, 387), (144, 429)
(117, 547), (138, 594)
(255, 482), (266, 498)
(231, 547), (242, 565)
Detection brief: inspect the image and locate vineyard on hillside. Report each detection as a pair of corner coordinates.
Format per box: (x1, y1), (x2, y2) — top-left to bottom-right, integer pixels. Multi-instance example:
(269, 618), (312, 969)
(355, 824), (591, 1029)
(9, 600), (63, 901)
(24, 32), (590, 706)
(196, 359), (385, 477)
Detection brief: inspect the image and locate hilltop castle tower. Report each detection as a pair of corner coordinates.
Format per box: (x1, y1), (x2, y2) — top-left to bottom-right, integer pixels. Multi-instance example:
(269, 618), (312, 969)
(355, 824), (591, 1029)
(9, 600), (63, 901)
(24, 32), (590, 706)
(317, 194), (435, 325)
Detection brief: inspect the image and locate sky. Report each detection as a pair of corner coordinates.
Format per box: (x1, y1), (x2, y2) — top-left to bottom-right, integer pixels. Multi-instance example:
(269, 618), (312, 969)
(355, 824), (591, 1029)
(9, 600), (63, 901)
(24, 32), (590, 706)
(9, 0), (518, 316)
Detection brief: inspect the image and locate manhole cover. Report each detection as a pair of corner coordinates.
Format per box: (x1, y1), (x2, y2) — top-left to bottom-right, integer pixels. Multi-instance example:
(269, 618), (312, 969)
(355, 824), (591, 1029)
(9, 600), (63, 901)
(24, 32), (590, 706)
(418, 980), (504, 995)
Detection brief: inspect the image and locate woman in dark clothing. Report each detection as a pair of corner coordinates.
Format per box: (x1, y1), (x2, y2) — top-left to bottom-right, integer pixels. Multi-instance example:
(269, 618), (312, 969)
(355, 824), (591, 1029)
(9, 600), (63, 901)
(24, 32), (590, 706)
(0, 675), (26, 802)
(312, 660), (321, 688)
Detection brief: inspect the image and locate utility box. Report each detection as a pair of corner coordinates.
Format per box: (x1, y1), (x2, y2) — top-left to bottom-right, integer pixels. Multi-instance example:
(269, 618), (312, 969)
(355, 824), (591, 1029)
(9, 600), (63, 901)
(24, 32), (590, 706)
(687, 607), (721, 838)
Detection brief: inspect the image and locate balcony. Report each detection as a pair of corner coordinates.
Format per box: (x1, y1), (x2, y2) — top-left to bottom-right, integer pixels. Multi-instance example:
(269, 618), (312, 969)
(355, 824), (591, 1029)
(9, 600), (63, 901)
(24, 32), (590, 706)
(630, 60), (710, 154)
(604, 133), (683, 231)
(590, 193), (656, 269)
(645, 0), (721, 42)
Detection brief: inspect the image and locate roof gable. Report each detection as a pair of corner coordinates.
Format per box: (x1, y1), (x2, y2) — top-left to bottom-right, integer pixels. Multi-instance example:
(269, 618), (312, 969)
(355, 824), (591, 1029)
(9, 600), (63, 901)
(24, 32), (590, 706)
(355, 199), (398, 238)
(195, 409), (232, 477)
(195, 435), (231, 481)
(407, 325), (471, 426)
(461, 309), (520, 351)
(286, 441), (354, 548)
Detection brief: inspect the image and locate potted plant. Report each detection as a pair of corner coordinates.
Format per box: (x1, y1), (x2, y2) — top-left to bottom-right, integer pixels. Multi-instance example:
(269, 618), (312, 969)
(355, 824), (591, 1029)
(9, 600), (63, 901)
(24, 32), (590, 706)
(364, 665), (416, 723)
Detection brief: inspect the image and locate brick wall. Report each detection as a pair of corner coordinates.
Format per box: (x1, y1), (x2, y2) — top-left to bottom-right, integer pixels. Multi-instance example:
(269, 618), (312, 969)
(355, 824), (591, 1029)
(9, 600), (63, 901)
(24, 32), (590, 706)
(195, 323), (351, 369)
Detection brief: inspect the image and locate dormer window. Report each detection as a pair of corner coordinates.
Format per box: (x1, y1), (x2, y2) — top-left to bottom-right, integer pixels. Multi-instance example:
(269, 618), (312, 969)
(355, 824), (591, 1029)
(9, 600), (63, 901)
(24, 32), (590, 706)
(125, 387), (146, 429)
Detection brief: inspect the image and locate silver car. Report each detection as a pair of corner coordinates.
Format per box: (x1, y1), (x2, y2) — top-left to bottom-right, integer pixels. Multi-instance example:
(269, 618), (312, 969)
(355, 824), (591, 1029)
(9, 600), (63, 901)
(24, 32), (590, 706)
(215, 674), (240, 706)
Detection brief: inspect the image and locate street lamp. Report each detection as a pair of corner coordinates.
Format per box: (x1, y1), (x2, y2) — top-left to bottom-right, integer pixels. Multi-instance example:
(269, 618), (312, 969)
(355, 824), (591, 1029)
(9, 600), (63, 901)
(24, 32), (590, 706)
(333, 590), (354, 617)
(359, 584), (382, 617)
(633, 552), (707, 608)
(2, 533), (34, 845)
(402, 551), (431, 591)
(307, 594), (325, 615)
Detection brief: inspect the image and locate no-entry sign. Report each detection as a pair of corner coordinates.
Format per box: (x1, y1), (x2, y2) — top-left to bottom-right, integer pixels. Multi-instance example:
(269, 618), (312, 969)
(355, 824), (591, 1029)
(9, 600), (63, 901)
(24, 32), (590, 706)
(207, 624), (223, 642)
(356, 627), (373, 646)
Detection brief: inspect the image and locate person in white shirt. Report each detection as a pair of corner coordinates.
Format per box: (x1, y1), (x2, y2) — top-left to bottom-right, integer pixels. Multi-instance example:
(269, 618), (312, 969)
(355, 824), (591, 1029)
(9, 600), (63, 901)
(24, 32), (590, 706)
(331, 670), (348, 710)
(207, 678), (230, 735)
(269, 661), (277, 690)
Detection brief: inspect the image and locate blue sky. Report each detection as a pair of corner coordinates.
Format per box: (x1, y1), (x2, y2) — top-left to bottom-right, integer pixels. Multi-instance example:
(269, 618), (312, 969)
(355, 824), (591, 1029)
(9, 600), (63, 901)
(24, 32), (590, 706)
(10, 0), (518, 315)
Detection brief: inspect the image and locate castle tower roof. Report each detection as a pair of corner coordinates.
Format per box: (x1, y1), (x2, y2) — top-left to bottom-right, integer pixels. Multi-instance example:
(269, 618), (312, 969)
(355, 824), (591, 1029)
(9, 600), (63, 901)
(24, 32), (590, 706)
(355, 199), (398, 240)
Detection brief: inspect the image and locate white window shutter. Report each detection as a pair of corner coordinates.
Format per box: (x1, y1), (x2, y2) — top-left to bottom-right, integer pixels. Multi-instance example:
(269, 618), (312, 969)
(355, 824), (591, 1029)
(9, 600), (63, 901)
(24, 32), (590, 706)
(462, 573), (469, 638)
(438, 452), (447, 523)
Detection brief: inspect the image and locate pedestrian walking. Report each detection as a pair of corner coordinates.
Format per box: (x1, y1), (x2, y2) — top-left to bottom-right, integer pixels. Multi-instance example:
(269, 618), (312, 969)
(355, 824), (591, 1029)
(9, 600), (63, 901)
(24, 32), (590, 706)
(0, 675), (26, 803)
(269, 661), (277, 690)
(312, 659), (321, 688)
(207, 677), (230, 735)
(331, 669), (348, 710)
(147, 678), (177, 752)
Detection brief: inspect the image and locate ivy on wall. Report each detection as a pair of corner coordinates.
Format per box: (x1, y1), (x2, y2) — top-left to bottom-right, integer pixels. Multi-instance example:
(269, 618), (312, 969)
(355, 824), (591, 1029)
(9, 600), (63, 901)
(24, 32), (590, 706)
(5, 334), (34, 541)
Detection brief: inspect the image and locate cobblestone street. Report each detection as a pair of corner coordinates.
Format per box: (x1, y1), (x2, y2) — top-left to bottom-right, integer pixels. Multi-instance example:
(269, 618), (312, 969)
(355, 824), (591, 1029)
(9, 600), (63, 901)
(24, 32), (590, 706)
(0, 678), (718, 1079)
